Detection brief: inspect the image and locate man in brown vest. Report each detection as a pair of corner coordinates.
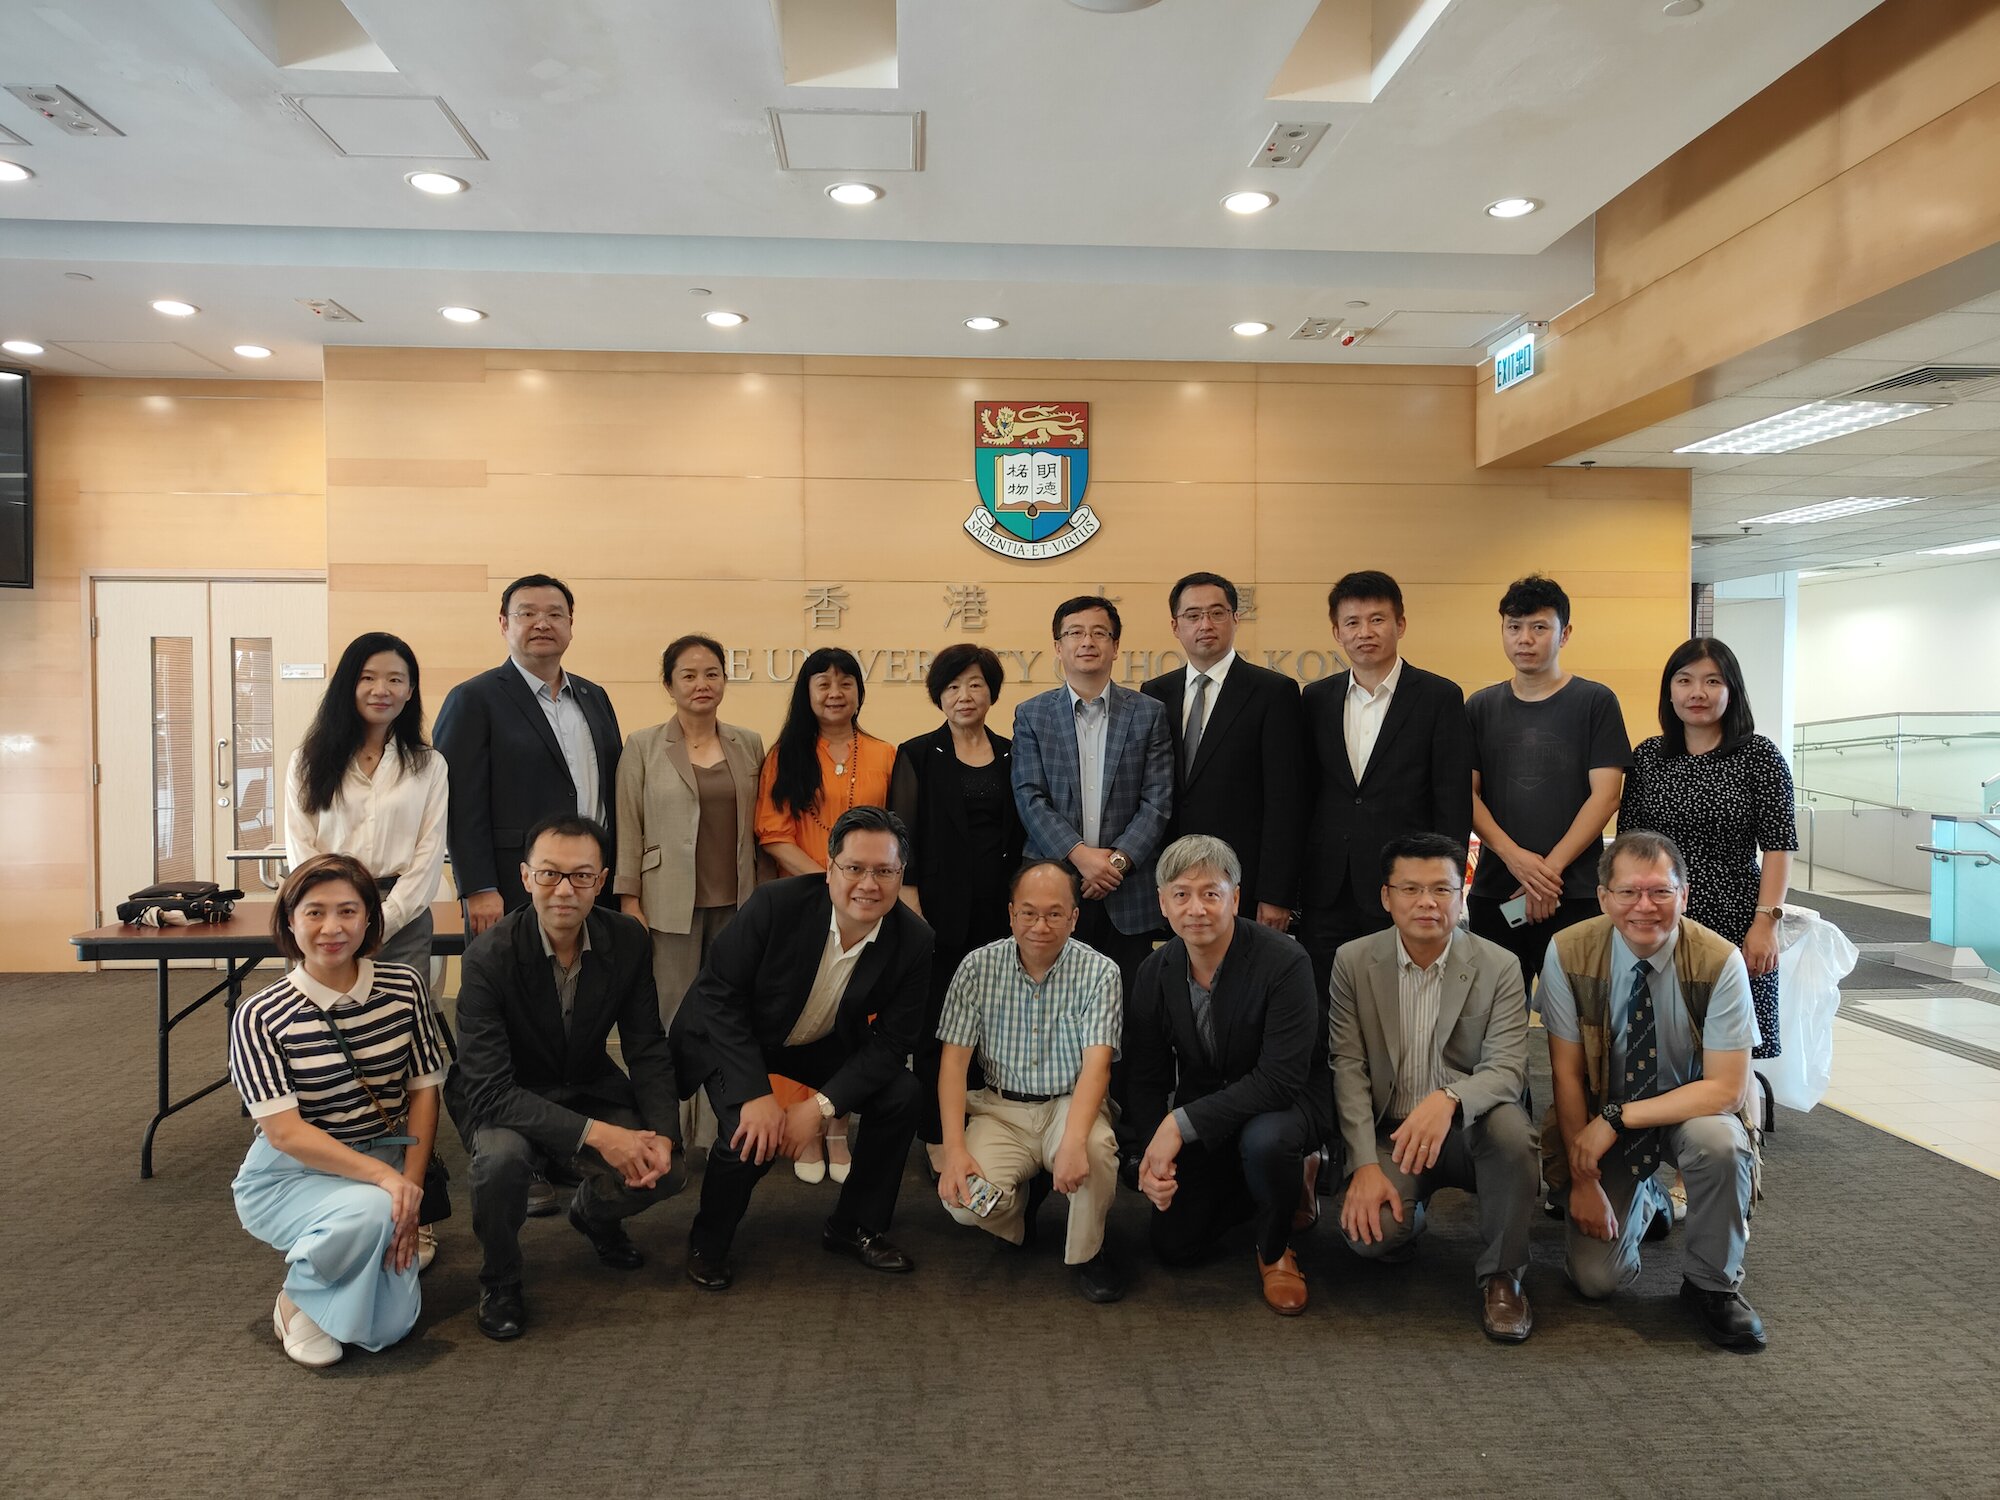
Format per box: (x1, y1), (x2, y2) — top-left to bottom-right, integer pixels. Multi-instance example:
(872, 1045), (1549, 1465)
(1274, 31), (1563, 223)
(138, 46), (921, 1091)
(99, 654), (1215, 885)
(1536, 830), (1766, 1351)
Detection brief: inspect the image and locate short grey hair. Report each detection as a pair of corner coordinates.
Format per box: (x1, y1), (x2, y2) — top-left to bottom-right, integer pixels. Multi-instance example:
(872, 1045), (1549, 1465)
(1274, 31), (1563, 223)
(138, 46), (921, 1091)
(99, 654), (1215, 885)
(1155, 834), (1241, 889)
(1598, 830), (1686, 889)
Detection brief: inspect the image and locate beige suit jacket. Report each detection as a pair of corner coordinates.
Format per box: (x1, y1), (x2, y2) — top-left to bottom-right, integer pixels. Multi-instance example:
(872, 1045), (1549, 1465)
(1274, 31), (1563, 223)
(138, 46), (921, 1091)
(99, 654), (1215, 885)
(613, 717), (764, 934)
(1328, 925), (1529, 1175)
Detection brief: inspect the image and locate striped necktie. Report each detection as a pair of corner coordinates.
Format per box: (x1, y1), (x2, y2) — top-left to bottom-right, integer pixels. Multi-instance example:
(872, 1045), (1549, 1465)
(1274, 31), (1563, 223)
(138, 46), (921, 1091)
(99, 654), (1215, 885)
(1605, 958), (1664, 1180)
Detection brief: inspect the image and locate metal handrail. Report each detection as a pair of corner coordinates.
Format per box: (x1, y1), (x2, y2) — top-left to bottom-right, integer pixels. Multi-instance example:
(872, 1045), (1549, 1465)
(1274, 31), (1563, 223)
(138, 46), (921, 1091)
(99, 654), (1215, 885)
(1795, 786), (1919, 815)
(1793, 729), (2000, 753)
(1916, 845), (1996, 867)
(1796, 710), (2000, 729)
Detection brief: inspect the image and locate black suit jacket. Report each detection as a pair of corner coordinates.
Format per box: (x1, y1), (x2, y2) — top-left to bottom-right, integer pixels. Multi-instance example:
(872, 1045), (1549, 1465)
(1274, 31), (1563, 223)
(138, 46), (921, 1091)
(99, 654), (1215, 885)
(445, 904), (680, 1154)
(888, 724), (1025, 961)
(433, 660), (623, 906)
(669, 876), (933, 1116)
(1300, 660), (1473, 916)
(1126, 917), (1327, 1144)
(1141, 657), (1306, 911)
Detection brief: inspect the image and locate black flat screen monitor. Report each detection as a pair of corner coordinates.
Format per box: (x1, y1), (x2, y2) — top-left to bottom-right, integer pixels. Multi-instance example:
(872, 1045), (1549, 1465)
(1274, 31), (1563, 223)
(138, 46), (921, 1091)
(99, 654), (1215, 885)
(0, 368), (29, 589)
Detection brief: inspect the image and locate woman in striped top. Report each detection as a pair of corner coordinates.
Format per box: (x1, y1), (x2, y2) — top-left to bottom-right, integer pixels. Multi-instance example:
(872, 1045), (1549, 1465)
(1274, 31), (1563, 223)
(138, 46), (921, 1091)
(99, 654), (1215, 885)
(228, 854), (449, 1368)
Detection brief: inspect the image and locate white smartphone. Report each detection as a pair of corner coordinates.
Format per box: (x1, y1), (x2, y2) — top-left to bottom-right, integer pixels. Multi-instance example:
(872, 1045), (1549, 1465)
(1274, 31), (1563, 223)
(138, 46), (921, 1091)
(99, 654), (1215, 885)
(1500, 895), (1530, 928)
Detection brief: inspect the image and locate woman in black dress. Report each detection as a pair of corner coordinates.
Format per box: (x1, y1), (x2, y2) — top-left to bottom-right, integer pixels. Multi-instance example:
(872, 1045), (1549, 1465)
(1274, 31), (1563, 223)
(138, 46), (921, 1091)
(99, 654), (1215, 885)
(1619, 637), (1796, 1057)
(889, 644), (1025, 1174)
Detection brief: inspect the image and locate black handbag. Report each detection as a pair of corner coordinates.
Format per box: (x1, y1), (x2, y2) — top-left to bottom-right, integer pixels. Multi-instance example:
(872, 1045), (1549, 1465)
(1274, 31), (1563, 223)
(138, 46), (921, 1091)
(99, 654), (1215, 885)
(318, 1013), (453, 1225)
(118, 881), (242, 926)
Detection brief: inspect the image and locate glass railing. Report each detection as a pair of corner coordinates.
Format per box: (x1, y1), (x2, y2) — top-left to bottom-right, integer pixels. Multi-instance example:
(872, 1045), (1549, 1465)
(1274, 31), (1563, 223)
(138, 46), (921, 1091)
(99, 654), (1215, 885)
(1923, 816), (2000, 974)
(1794, 712), (2000, 815)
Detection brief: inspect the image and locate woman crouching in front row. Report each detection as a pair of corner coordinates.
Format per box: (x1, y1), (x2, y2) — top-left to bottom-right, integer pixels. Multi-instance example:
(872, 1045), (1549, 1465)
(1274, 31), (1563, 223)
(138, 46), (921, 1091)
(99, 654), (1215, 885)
(228, 853), (448, 1367)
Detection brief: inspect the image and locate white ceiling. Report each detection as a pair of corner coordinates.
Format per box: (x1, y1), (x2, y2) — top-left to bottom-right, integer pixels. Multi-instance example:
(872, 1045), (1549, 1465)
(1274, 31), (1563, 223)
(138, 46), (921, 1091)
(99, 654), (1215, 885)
(0, 0), (1883, 373)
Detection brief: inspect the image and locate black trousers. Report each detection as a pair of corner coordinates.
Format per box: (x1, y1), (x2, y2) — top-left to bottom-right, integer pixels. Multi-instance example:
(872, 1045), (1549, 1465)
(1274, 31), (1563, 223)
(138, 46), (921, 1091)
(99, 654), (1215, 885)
(468, 1103), (687, 1289)
(1467, 895), (1599, 998)
(1073, 898), (1158, 1154)
(1300, 896), (1392, 1005)
(689, 1037), (921, 1259)
(1150, 1104), (1320, 1265)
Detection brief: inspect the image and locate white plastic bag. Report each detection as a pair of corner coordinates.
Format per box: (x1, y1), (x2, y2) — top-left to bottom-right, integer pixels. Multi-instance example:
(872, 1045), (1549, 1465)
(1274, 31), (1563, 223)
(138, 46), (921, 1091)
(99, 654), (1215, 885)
(1753, 905), (1859, 1112)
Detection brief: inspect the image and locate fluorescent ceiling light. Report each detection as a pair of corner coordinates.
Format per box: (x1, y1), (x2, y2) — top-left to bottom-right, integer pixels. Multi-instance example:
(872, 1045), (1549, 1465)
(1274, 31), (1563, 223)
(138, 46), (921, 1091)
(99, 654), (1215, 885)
(1739, 495), (1923, 526)
(1925, 537), (2000, 556)
(1231, 321), (1272, 336)
(964, 316), (1005, 331)
(233, 344), (273, 359)
(438, 306), (486, 323)
(1, 339), (43, 356)
(826, 182), (883, 205)
(1675, 399), (1941, 454)
(0, 160), (31, 183)
(151, 299), (199, 317)
(406, 171), (469, 195)
(702, 310), (746, 328)
(1222, 191), (1275, 215)
(1485, 197), (1539, 218)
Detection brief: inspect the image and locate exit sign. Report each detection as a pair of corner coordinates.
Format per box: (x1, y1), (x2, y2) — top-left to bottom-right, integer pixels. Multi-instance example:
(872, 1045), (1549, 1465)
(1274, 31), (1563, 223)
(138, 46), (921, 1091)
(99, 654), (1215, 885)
(1493, 330), (1536, 392)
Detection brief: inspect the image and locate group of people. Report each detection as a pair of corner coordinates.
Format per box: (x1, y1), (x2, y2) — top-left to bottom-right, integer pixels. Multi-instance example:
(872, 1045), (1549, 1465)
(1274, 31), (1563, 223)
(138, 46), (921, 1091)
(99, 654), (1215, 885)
(227, 566), (1794, 1367)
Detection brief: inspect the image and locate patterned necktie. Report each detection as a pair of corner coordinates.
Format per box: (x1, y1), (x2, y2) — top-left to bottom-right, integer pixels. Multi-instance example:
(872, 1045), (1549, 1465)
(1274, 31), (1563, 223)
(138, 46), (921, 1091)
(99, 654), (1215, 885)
(1605, 957), (1663, 1180)
(1184, 673), (1210, 774)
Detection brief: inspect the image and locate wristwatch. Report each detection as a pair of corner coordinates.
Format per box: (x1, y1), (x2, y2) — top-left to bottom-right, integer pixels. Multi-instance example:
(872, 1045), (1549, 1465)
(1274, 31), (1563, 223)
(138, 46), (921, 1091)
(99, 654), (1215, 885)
(1441, 1084), (1463, 1116)
(813, 1091), (837, 1120)
(1599, 1101), (1625, 1133)
(1108, 851), (1132, 875)
(1753, 904), (1785, 922)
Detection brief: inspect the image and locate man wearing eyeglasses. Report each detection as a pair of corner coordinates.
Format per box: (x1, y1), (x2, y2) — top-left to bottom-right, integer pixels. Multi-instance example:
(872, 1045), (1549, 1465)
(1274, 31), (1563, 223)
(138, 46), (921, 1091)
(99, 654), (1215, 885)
(1141, 572), (1306, 936)
(670, 806), (931, 1291)
(1537, 830), (1765, 1351)
(1329, 833), (1537, 1342)
(447, 814), (686, 1342)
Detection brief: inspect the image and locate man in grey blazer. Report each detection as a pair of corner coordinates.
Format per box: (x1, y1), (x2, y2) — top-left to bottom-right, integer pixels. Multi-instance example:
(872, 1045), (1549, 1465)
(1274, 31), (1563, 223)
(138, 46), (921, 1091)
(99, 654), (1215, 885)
(1330, 832), (1539, 1342)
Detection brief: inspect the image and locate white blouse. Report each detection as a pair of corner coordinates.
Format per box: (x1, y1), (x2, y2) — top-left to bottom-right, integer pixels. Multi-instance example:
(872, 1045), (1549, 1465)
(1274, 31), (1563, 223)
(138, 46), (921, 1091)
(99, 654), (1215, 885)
(284, 743), (450, 940)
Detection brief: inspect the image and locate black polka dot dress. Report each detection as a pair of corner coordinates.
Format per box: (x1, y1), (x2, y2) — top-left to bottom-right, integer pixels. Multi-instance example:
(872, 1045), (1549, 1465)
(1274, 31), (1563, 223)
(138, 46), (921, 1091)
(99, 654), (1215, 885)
(1619, 733), (1797, 1057)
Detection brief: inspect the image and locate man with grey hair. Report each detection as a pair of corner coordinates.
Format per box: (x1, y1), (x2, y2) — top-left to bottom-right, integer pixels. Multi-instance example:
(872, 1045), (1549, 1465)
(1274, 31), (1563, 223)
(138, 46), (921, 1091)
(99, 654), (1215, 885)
(1537, 829), (1766, 1350)
(1126, 835), (1327, 1314)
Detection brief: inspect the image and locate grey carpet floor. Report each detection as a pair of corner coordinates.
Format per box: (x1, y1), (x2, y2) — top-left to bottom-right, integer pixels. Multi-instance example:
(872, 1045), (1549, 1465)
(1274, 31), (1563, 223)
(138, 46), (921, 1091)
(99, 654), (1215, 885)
(5, 968), (1998, 1499)
(1789, 891), (1932, 946)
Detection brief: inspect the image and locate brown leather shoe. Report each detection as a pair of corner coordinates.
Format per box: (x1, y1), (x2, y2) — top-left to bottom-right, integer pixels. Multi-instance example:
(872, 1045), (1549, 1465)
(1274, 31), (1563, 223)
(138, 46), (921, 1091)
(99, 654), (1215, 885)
(1291, 1150), (1322, 1233)
(1480, 1273), (1533, 1343)
(1258, 1249), (1309, 1316)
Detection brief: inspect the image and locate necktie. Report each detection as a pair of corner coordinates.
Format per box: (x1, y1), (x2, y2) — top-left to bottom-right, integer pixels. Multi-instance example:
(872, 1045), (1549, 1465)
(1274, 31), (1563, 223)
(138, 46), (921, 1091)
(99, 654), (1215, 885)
(1605, 958), (1663, 1179)
(1184, 673), (1210, 774)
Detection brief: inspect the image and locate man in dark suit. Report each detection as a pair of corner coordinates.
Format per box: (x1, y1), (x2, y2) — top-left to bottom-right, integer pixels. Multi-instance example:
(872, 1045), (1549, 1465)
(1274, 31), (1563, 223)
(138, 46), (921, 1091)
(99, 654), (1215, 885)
(1126, 836), (1328, 1315)
(670, 806), (931, 1291)
(1142, 571), (1306, 931)
(1300, 570), (1474, 997)
(434, 573), (623, 939)
(447, 815), (686, 1342)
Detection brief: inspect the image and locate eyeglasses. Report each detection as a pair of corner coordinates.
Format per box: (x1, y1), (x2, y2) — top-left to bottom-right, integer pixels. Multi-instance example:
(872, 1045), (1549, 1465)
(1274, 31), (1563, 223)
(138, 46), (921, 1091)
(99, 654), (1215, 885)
(832, 861), (904, 882)
(1386, 882), (1463, 900)
(509, 607), (572, 624)
(1011, 908), (1072, 929)
(527, 867), (601, 889)
(1606, 885), (1681, 904)
(1058, 626), (1116, 643)
(1175, 606), (1235, 626)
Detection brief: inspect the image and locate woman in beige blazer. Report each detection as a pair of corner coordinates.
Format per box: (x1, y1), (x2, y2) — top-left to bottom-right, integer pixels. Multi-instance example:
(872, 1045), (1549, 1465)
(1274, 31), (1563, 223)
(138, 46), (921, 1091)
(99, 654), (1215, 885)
(615, 634), (765, 1036)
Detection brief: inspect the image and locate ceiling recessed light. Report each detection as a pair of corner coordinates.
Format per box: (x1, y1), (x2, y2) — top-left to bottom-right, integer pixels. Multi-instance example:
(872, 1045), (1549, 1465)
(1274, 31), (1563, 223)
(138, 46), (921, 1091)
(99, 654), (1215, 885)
(1675, 400), (1941, 454)
(406, 171), (468, 195)
(1344, 299), (1370, 309)
(964, 316), (1006, 331)
(1663, 0), (1704, 15)
(1739, 496), (1923, 526)
(1485, 197), (1540, 218)
(1231, 321), (1272, 337)
(703, 310), (746, 328)
(233, 344), (273, 359)
(826, 182), (883, 206)
(1222, 191), (1275, 215)
(1924, 537), (2000, 556)
(1, 340), (44, 356)
(64, 271), (93, 282)
(438, 306), (486, 323)
(151, 299), (199, 317)
(0, 160), (31, 183)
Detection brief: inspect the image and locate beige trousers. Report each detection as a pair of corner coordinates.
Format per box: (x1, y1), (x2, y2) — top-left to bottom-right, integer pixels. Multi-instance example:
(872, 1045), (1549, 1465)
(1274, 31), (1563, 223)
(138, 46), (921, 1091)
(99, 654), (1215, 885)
(649, 906), (738, 1152)
(943, 1089), (1117, 1264)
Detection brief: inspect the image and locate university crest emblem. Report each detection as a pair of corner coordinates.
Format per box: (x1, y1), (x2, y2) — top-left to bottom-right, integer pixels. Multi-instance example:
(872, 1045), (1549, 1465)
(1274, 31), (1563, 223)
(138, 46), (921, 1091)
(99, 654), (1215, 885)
(965, 401), (1100, 559)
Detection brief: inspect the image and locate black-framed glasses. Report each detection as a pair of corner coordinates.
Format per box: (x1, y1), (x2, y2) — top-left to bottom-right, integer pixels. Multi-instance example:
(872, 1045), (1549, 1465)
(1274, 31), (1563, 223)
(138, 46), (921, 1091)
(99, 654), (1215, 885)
(528, 867), (602, 889)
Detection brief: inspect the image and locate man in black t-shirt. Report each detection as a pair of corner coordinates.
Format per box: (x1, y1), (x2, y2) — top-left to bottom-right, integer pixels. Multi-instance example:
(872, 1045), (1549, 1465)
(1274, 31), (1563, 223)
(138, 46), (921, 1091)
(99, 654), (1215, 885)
(1466, 576), (1632, 995)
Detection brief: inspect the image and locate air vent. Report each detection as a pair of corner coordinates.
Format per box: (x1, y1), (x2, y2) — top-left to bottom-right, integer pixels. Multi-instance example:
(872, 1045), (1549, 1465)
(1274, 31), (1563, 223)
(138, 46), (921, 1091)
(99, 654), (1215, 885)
(297, 298), (363, 323)
(5, 85), (122, 137)
(1845, 365), (2000, 401)
(1250, 121), (1331, 168)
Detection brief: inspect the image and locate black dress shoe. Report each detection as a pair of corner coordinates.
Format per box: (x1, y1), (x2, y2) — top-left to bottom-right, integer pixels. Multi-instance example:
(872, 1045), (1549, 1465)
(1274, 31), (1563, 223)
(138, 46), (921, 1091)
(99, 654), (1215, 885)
(524, 1174), (559, 1218)
(1073, 1247), (1128, 1305)
(477, 1283), (525, 1341)
(569, 1204), (645, 1271)
(1680, 1279), (1767, 1351)
(685, 1244), (733, 1292)
(821, 1219), (915, 1273)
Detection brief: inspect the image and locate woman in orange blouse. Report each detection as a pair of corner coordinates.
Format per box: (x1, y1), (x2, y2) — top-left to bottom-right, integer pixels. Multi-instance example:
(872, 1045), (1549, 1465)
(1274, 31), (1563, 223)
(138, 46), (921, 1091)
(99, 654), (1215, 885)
(754, 646), (897, 1182)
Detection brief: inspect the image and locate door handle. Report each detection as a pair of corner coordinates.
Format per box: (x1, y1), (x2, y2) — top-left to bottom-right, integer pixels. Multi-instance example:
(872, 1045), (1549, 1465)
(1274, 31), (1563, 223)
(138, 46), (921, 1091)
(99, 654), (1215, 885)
(216, 737), (229, 788)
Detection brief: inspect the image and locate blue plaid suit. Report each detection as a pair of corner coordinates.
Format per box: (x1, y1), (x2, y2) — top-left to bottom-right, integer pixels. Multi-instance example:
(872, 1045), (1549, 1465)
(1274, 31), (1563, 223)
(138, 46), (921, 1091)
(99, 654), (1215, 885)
(1010, 681), (1174, 936)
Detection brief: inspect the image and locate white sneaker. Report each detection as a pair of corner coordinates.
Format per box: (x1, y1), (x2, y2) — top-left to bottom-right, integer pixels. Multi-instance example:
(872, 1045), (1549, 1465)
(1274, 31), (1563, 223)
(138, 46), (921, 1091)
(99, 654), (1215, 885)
(273, 1294), (343, 1368)
(416, 1224), (438, 1273)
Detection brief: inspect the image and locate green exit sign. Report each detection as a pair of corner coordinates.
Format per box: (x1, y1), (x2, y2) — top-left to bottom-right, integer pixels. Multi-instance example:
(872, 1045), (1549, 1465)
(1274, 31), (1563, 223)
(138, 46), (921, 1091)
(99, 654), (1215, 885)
(1493, 330), (1535, 392)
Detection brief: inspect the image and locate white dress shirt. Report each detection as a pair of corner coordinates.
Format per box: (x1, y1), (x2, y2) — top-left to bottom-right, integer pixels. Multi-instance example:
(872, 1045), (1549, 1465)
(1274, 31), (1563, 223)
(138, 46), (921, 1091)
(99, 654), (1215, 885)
(1182, 649), (1236, 735)
(1344, 656), (1406, 784)
(785, 910), (885, 1046)
(285, 743), (450, 940)
(1390, 928), (1451, 1117)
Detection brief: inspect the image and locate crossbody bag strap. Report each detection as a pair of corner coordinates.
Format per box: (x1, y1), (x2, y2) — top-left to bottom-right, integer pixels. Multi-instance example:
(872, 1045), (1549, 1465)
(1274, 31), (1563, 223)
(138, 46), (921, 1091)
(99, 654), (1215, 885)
(318, 1011), (413, 1143)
